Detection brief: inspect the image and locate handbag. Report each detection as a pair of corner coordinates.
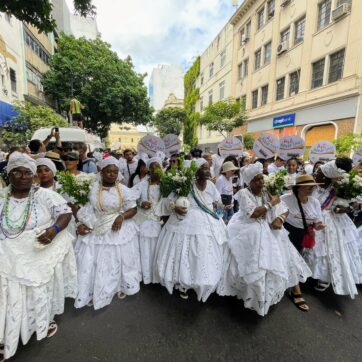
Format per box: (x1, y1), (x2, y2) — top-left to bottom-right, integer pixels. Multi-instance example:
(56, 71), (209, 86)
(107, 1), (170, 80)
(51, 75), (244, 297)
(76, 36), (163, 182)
(296, 195), (316, 249)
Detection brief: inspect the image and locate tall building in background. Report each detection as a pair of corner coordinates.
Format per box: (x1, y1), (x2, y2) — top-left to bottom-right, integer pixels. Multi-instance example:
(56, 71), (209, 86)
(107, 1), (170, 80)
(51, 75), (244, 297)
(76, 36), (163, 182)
(149, 64), (184, 112)
(70, 15), (100, 39)
(52, 0), (72, 35)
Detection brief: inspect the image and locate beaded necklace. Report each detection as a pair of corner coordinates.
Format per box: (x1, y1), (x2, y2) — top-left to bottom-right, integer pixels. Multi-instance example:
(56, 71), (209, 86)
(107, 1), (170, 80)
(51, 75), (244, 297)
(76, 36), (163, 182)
(96, 181), (122, 212)
(0, 186), (34, 238)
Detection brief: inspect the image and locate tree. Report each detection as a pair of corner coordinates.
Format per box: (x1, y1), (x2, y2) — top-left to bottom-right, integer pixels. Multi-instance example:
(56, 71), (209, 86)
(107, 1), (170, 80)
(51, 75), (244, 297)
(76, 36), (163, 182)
(200, 98), (247, 138)
(0, 102), (68, 147)
(0, 0), (96, 33)
(42, 34), (153, 138)
(153, 108), (186, 138)
(243, 134), (255, 150)
(333, 133), (362, 156)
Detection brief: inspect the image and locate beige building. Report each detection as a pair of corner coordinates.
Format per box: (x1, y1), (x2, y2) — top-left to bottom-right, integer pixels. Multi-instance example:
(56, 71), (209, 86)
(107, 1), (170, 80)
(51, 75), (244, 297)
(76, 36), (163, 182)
(229, 0), (361, 147)
(196, 23), (234, 152)
(107, 123), (150, 151)
(163, 93), (184, 109)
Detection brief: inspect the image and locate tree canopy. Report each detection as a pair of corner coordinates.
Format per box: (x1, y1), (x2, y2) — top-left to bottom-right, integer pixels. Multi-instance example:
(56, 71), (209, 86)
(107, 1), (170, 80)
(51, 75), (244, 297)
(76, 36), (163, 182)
(200, 98), (247, 138)
(333, 133), (362, 156)
(243, 134), (255, 150)
(152, 107), (186, 138)
(42, 34), (153, 138)
(0, 102), (68, 147)
(0, 0), (95, 33)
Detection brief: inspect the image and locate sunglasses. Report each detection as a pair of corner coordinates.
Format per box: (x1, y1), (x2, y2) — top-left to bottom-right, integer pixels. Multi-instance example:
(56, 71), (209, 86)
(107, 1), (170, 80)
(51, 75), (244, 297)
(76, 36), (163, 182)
(62, 157), (78, 161)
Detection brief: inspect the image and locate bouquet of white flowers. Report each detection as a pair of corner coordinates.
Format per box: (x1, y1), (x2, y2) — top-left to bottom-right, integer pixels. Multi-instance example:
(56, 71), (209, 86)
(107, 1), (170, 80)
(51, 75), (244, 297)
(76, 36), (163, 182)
(57, 172), (96, 205)
(334, 169), (362, 206)
(264, 169), (291, 196)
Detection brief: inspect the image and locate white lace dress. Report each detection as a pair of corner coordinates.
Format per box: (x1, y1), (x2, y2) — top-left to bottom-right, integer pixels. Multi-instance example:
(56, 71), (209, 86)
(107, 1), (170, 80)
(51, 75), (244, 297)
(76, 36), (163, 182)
(219, 188), (311, 316)
(303, 187), (362, 298)
(154, 180), (228, 302)
(134, 180), (162, 284)
(75, 181), (141, 310)
(0, 187), (77, 360)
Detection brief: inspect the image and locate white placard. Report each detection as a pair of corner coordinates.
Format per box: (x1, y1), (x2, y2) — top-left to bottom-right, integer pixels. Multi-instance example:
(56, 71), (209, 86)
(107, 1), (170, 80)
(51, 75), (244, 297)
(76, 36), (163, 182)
(279, 135), (305, 160)
(218, 136), (244, 158)
(137, 135), (165, 157)
(163, 134), (181, 157)
(309, 141), (336, 164)
(253, 133), (280, 159)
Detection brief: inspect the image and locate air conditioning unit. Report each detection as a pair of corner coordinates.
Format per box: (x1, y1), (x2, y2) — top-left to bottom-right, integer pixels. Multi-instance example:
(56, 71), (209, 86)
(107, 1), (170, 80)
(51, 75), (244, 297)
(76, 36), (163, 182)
(241, 34), (250, 44)
(332, 3), (351, 21)
(281, 0), (291, 7)
(277, 41), (288, 55)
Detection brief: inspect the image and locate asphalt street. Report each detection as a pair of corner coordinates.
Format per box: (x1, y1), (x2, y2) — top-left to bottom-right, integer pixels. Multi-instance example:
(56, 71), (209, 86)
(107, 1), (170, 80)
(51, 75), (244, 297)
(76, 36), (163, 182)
(12, 282), (362, 362)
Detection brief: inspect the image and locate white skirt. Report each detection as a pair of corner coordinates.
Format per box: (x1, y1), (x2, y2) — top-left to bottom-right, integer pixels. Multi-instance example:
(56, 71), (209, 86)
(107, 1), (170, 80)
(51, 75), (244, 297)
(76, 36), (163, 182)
(75, 220), (141, 310)
(0, 250), (77, 360)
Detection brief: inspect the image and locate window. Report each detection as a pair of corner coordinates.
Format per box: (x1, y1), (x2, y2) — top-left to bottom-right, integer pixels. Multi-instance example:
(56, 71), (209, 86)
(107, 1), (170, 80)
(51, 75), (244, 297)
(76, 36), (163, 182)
(209, 62), (214, 78)
(199, 125), (203, 139)
(255, 49), (262, 70)
(10, 68), (16, 93)
(257, 7), (265, 30)
(276, 77), (285, 101)
(267, 0), (275, 19)
(289, 71), (300, 96)
(294, 17), (305, 45)
(217, 35), (220, 50)
(200, 97), (204, 111)
(208, 89), (213, 105)
(200, 72), (204, 86)
(26, 66), (44, 92)
(311, 58), (325, 88)
(219, 81), (225, 100)
(238, 63), (243, 80)
(240, 28), (245, 46)
(264, 42), (272, 65)
(246, 21), (251, 38)
(337, 0), (351, 5)
(329, 49), (345, 83)
(318, 0), (332, 30)
(244, 58), (249, 77)
(252, 90), (258, 109)
(220, 50), (226, 68)
(241, 95), (247, 108)
(261, 85), (268, 105)
(24, 30), (51, 64)
(280, 27), (290, 45)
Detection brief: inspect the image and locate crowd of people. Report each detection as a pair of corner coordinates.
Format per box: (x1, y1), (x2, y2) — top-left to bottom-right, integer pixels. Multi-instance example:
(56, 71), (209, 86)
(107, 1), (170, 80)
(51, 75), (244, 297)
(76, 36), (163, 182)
(1, 134), (362, 361)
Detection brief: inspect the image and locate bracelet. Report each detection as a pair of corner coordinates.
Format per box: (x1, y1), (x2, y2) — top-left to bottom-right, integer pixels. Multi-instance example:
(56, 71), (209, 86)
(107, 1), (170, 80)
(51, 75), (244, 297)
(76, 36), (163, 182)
(52, 223), (62, 234)
(264, 203), (271, 211)
(276, 216), (285, 224)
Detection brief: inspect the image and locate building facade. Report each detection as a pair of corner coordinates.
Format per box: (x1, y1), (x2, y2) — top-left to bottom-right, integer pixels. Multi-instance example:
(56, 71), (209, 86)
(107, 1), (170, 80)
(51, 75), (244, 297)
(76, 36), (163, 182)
(107, 123), (150, 151)
(229, 0), (362, 147)
(163, 93), (184, 110)
(0, 13), (25, 125)
(149, 64), (184, 112)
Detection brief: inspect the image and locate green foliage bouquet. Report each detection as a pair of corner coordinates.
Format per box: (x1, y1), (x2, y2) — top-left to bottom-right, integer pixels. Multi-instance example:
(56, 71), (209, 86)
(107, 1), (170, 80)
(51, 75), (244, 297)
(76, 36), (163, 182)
(334, 169), (362, 205)
(158, 158), (198, 198)
(57, 172), (96, 205)
(263, 169), (291, 196)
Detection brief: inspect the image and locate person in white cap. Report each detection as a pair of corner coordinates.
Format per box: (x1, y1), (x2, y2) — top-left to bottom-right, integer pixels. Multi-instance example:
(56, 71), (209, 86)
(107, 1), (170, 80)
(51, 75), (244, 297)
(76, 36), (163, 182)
(0, 152), (76, 361)
(36, 158), (58, 190)
(153, 157), (228, 301)
(304, 158), (362, 297)
(134, 157), (162, 284)
(75, 156), (141, 310)
(219, 162), (311, 316)
(216, 161), (239, 224)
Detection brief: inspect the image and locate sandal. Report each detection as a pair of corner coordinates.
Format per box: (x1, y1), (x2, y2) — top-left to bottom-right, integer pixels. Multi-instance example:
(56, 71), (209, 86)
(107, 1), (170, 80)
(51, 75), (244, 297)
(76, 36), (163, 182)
(117, 292), (127, 300)
(288, 291), (309, 312)
(86, 300), (94, 307)
(314, 281), (330, 292)
(179, 290), (189, 300)
(47, 321), (58, 338)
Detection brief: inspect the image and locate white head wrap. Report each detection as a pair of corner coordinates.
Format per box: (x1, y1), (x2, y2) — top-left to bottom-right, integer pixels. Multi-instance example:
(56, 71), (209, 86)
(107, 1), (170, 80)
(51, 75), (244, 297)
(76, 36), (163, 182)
(320, 160), (346, 179)
(184, 160), (192, 169)
(93, 151), (103, 162)
(100, 156), (120, 171)
(147, 157), (162, 168)
(194, 158), (208, 169)
(36, 158), (57, 176)
(243, 162), (264, 185)
(7, 151), (37, 175)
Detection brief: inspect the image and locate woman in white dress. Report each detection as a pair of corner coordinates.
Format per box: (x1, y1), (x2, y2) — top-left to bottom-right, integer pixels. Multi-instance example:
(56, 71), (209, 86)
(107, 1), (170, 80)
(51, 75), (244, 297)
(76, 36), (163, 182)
(135, 157), (162, 284)
(154, 158), (228, 301)
(0, 152), (76, 361)
(75, 157), (141, 310)
(303, 159), (362, 297)
(220, 163), (311, 316)
(36, 158), (58, 190)
(281, 174), (325, 311)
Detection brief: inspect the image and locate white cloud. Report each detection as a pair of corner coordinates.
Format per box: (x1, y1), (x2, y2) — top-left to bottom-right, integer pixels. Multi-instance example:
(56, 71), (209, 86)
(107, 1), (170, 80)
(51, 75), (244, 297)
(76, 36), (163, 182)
(86, 0), (236, 82)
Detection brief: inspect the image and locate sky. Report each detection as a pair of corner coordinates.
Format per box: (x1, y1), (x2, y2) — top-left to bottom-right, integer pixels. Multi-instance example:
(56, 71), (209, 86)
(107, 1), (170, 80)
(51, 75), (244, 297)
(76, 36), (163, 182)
(67, 0), (238, 84)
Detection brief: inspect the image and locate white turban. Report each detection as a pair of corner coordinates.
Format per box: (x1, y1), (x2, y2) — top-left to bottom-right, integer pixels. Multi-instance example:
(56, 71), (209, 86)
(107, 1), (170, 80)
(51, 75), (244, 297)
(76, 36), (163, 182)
(36, 158), (57, 176)
(243, 162), (264, 185)
(7, 151), (37, 175)
(194, 158), (208, 169)
(100, 156), (119, 171)
(147, 157), (162, 168)
(320, 160), (346, 179)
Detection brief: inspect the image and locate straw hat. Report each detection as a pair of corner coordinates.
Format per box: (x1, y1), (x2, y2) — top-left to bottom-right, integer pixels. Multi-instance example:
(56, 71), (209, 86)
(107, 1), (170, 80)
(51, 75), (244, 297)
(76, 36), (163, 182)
(45, 151), (61, 162)
(221, 161), (240, 173)
(292, 174), (322, 187)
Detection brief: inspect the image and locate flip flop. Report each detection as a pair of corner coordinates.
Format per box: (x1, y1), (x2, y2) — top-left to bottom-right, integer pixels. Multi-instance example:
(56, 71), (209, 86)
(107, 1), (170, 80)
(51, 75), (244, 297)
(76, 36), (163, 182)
(47, 321), (58, 338)
(314, 281), (330, 292)
(288, 291), (309, 312)
(117, 292), (127, 300)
